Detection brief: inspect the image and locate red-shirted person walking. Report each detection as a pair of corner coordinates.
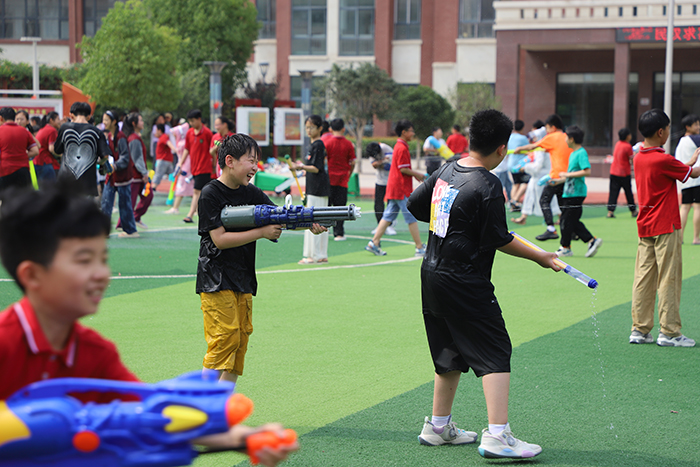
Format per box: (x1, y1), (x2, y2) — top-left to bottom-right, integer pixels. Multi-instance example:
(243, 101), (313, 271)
(322, 118), (356, 241)
(0, 107), (39, 191)
(365, 119), (426, 256)
(176, 109), (214, 223)
(34, 111), (62, 186)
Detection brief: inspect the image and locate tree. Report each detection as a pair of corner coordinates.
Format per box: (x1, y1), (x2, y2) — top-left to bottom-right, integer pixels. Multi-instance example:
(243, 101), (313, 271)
(394, 85), (455, 140)
(450, 83), (501, 130)
(146, 0), (259, 108)
(79, 0), (181, 111)
(323, 63), (400, 166)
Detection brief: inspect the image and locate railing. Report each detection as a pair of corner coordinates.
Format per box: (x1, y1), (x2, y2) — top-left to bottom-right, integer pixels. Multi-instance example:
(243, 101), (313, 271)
(495, 0), (700, 30)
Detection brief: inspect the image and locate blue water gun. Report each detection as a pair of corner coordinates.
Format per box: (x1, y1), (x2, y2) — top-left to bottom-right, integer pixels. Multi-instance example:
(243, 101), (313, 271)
(509, 153), (534, 174)
(221, 203), (361, 231)
(0, 370), (292, 466)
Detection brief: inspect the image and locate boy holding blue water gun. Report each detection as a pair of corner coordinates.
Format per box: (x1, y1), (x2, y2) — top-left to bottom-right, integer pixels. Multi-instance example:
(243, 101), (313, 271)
(407, 109), (559, 460)
(0, 183), (298, 466)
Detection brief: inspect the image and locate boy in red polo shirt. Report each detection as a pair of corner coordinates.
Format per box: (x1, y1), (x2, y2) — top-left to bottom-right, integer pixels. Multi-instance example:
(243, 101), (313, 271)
(324, 118), (356, 241)
(365, 119), (425, 256)
(152, 123), (176, 189)
(0, 184), (297, 466)
(630, 109), (700, 347)
(0, 107), (39, 191)
(176, 109), (214, 224)
(446, 124), (468, 155)
(34, 111), (62, 185)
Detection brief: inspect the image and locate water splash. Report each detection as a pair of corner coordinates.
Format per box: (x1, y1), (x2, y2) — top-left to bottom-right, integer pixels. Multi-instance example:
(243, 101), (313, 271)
(590, 288), (619, 440)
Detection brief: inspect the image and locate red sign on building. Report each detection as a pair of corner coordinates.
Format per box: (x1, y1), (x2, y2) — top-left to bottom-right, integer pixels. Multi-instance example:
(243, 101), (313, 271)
(617, 26), (700, 43)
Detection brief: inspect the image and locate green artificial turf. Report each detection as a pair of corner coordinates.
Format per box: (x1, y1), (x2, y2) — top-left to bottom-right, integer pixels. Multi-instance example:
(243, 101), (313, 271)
(3, 193), (700, 466)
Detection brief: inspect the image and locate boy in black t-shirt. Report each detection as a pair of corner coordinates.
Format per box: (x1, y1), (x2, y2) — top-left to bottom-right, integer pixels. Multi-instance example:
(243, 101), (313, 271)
(197, 134), (325, 383)
(407, 109), (559, 459)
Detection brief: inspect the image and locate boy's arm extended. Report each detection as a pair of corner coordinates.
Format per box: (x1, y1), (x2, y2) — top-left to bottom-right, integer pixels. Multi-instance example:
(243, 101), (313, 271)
(209, 224), (282, 250)
(688, 147), (700, 178)
(559, 167), (591, 179)
(400, 167), (426, 181)
(498, 237), (561, 271)
(195, 424), (299, 467)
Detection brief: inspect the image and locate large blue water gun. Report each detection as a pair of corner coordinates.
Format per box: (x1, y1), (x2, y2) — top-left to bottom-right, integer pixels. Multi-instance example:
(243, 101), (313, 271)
(0, 370), (295, 466)
(221, 203), (361, 231)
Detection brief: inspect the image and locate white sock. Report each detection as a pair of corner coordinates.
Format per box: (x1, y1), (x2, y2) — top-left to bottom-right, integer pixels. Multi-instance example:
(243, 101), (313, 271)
(489, 423), (507, 436)
(547, 225), (556, 233)
(431, 415), (451, 427)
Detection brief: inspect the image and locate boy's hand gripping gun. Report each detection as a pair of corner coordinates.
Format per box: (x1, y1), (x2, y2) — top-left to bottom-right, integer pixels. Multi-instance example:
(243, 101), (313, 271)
(0, 370), (296, 466)
(221, 197), (361, 232)
(511, 231), (598, 289)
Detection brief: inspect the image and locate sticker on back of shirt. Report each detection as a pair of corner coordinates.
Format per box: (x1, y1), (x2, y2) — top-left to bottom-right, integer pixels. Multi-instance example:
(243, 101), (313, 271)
(430, 178), (459, 238)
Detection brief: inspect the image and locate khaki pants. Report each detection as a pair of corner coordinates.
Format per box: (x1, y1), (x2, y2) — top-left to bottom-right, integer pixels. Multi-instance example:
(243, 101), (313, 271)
(631, 229), (683, 337)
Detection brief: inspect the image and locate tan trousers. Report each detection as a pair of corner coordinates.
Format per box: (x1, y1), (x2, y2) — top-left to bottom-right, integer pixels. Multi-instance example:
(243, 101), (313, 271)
(631, 229), (683, 337)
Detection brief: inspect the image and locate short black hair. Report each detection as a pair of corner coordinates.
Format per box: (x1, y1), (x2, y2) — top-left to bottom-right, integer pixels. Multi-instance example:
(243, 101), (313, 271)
(217, 133), (261, 169)
(532, 119), (544, 129)
(70, 102), (92, 117)
(452, 124), (461, 132)
(638, 109), (670, 138)
(330, 118), (345, 131)
(0, 183), (111, 291)
(156, 123), (166, 133)
(306, 114), (324, 129)
(566, 125), (585, 145)
(618, 128), (631, 141)
(545, 114), (563, 130)
(0, 107), (16, 121)
(365, 142), (382, 161)
(514, 120), (525, 132)
(431, 126), (441, 134)
(217, 116), (232, 131)
(186, 109), (202, 120)
(468, 109), (513, 156)
(394, 119), (413, 137)
(681, 114), (699, 130)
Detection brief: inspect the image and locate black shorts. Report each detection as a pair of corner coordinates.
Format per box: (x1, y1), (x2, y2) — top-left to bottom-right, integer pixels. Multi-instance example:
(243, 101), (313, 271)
(193, 173), (212, 191)
(681, 186), (700, 204)
(421, 266), (512, 377)
(512, 172), (531, 184)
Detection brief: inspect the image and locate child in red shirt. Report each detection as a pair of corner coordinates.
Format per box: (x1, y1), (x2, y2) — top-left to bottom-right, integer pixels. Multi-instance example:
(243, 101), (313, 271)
(607, 128), (638, 218)
(630, 109), (700, 347)
(0, 184), (297, 465)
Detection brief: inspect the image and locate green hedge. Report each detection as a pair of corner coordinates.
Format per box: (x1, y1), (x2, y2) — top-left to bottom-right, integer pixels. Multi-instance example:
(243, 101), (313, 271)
(0, 60), (66, 92)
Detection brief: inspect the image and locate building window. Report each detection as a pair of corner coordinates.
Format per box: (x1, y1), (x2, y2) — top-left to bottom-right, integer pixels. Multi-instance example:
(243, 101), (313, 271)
(290, 75), (327, 115)
(292, 0), (326, 55)
(394, 0), (420, 40)
(557, 73), (615, 147)
(257, 0), (276, 39)
(84, 0), (118, 37)
(459, 0), (495, 38)
(339, 0), (374, 56)
(0, 0), (70, 40)
(653, 72), (700, 151)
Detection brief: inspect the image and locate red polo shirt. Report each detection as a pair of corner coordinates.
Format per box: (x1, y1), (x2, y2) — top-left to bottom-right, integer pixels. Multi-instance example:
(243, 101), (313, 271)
(185, 125), (213, 176)
(0, 297), (139, 401)
(446, 133), (468, 154)
(0, 122), (36, 177)
(386, 138), (414, 200)
(610, 140), (634, 177)
(634, 146), (691, 238)
(324, 135), (356, 187)
(35, 124), (59, 169)
(155, 133), (173, 162)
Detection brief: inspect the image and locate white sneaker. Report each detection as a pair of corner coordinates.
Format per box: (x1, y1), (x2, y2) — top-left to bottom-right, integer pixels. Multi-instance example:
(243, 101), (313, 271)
(629, 330), (654, 344)
(415, 243), (426, 257)
(556, 247), (573, 257)
(657, 333), (696, 347)
(418, 417), (477, 446)
(334, 235), (346, 242)
(386, 226), (397, 235)
(478, 425), (542, 459)
(118, 231), (140, 238)
(585, 238), (603, 257)
(136, 221), (148, 230)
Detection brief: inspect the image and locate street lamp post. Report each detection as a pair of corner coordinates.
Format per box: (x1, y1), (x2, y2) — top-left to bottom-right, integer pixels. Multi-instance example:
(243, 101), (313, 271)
(259, 62), (269, 83)
(203, 61), (227, 129)
(663, 0), (675, 152)
(299, 70), (315, 158)
(20, 37), (42, 99)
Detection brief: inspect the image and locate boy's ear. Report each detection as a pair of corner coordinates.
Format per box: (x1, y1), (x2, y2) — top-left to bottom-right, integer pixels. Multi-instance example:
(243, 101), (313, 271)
(16, 260), (44, 292)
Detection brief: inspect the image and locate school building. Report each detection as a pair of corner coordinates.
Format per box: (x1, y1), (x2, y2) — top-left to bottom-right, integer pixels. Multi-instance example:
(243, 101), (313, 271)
(495, 0), (700, 169)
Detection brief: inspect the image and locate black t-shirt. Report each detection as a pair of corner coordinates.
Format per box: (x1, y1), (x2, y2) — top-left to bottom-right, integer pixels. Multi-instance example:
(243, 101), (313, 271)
(55, 122), (111, 196)
(196, 179), (274, 295)
(408, 162), (513, 282)
(305, 139), (330, 197)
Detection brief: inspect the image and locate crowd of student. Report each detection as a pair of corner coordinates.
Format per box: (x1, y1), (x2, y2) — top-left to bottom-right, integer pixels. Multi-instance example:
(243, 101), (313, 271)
(0, 102), (698, 465)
